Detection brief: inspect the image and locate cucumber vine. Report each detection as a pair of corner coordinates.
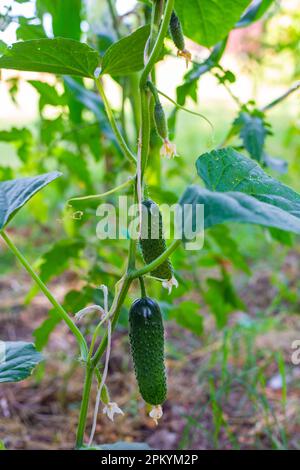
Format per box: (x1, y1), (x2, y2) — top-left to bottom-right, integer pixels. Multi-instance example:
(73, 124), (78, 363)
(1, 0), (298, 452)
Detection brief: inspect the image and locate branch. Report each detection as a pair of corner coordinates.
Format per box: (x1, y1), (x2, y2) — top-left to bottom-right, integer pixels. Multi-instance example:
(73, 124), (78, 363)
(95, 78), (136, 164)
(260, 81), (300, 112)
(1, 230), (88, 360)
(129, 239), (181, 279)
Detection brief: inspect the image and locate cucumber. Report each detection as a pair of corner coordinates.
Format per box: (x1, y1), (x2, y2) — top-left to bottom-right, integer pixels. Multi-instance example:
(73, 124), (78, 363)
(154, 102), (168, 141)
(129, 297), (167, 406)
(169, 11), (185, 52)
(139, 199), (173, 281)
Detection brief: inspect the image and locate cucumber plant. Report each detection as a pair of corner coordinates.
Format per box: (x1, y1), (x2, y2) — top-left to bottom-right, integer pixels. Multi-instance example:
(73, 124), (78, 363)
(0, 0), (299, 450)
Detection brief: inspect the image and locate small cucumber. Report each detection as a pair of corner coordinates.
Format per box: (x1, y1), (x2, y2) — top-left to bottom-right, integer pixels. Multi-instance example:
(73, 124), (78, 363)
(154, 102), (168, 141)
(169, 11), (185, 52)
(129, 297), (167, 406)
(139, 199), (173, 281)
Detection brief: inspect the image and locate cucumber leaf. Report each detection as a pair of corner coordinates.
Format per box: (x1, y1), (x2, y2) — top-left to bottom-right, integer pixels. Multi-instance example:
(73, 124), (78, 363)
(175, 0), (251, 47)
(196, 147), (300, 216)
(0, 38), (100, 78)
(100, 25), (150, 76)
(180, 185), (300, 235)
(0, 341), (43, 383)
(0, 171), (62, 229)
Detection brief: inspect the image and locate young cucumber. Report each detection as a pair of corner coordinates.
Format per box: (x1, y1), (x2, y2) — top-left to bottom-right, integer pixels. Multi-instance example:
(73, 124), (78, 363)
(169, 11), (185, 52)
(129, 297), (167, 406)
(169, 11), (191, 66)
(154, 102), (168, 141)
(139, 199), (173, 281)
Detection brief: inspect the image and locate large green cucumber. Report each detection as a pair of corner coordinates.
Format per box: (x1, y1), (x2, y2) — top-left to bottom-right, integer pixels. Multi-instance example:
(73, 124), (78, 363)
(129, 297), (167, 406)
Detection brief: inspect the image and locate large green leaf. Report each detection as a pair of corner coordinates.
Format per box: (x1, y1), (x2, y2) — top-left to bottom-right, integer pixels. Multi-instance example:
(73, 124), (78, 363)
(0, 341), (43, 383)
(100, 25), (150, 76)
(175, 0), (251, 47)
(179, 185), (300, 235)
(196, 147), (300, 216)
(0, 171), (62, 229)
(0, 38), (100, 78)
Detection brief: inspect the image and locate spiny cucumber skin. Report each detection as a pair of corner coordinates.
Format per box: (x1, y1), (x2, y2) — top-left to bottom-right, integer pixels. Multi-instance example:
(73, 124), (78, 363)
(139, 200), (173, 281)
(129, 297), (167, 406)
(170, 11), (185, 52)
(154, 102), (168, 141)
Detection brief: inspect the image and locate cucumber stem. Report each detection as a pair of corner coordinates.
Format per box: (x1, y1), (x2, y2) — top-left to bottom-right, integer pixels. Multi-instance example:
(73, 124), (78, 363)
(139, 277), (147, 298)
(147, 80), (160, 105)
(0, 230), (88, 361)
(95, 78), (136, 164)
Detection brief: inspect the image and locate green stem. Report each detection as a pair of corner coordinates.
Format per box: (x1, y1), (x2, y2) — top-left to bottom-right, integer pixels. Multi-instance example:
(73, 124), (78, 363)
(127, 181), (138, 271)
(260, 80), (300, 112)
(95, 78), (136, 164)
(75, 364), (94, 449)
(68, 178), (134, 205)
(91, 276), (132, 367)
(1, 230), (88, 360)
(139, 0), (174, 175)
(149, 0), (164, 51)
(140, 0), (174, 88)
(129, 74), (141, 134)
(140, 89), (151, 176)
(139, 276), (147, 297)
(130, 239), (181, 279)
(147, 80), (160, 104)
(156, 88), (214, 130)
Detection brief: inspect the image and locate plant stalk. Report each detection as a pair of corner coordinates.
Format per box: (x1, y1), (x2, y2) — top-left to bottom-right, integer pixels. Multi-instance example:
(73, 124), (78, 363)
(75, 364), (94, 449)
(91, 276), (132, 367)
(140, 0), (174, 88)
(95, 78), (136, 164)
(130, 239), (181, 279)
(1, 230), (88, 360)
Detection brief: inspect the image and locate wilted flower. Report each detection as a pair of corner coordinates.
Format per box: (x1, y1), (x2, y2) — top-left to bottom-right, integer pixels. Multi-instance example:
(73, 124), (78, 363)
(103, 402), (124, 422)
(177, 49), (192, 68)
(160, 139), (179, 159)
(149, 405), (163, 425)
(162, 276), (179, 295)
